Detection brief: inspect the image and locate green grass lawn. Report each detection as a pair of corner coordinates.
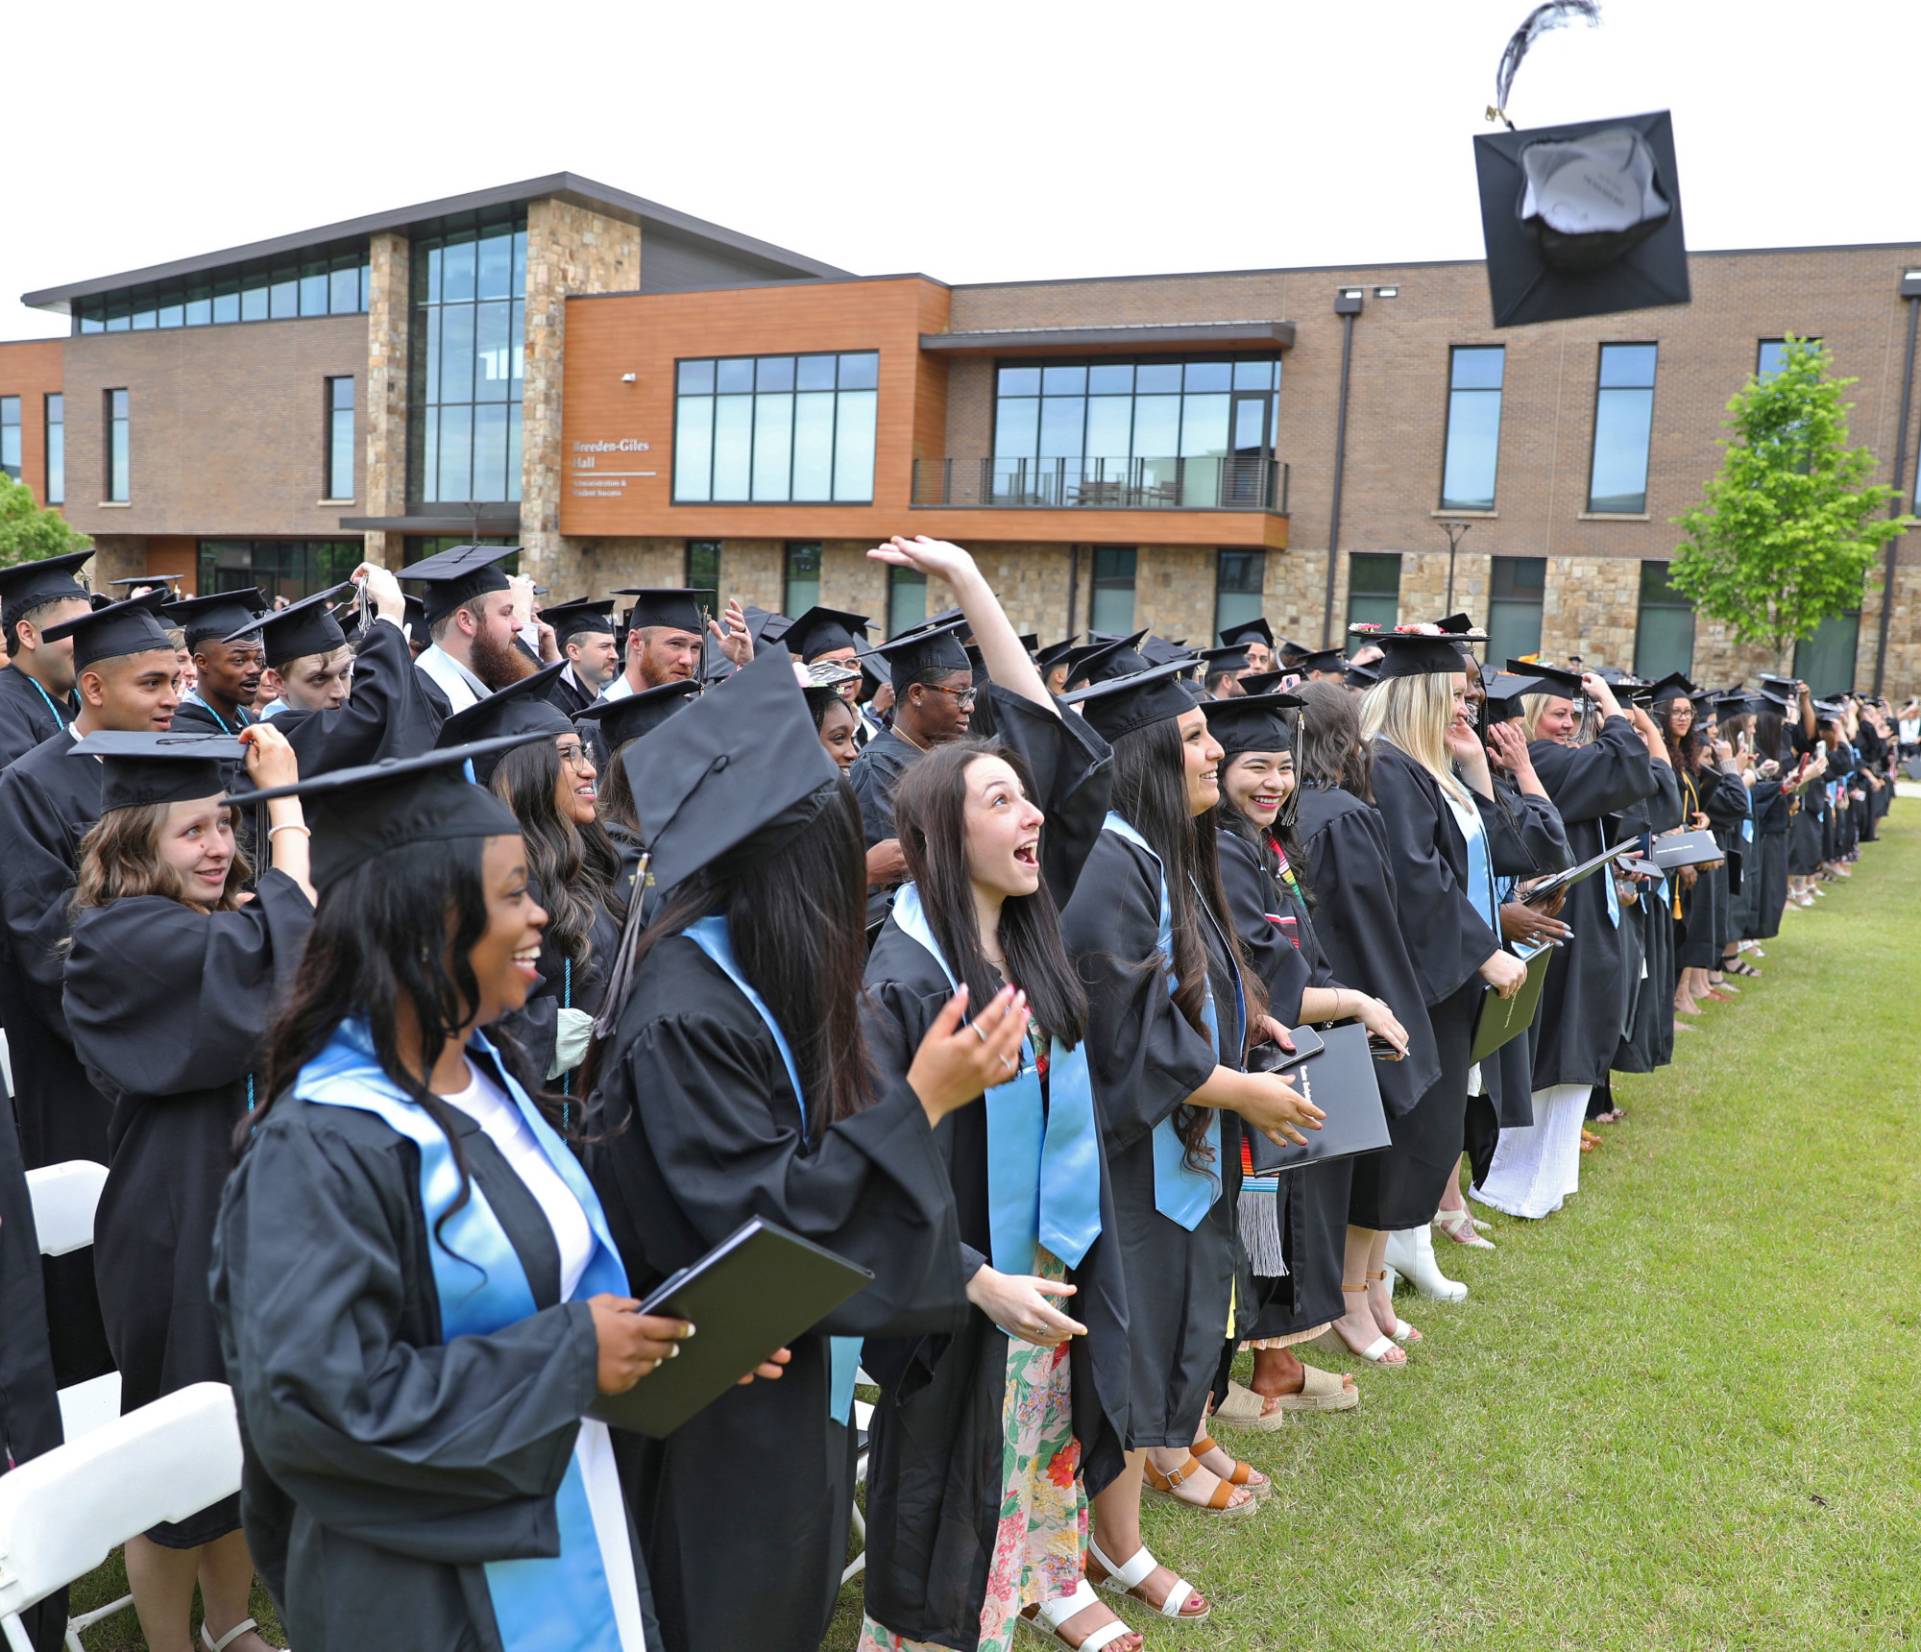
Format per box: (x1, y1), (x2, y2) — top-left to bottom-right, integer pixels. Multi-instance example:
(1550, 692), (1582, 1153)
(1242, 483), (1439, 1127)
(66, 814), (1920, 1650)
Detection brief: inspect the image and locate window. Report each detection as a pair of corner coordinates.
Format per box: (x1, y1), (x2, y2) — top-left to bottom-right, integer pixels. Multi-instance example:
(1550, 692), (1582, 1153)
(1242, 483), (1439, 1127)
(685, 540), (721, 595)
(106, 389), (130, 502)
(992, 357), (1281, 509)
(1346, 552), (1402, 630)
(197, 539), (368, 605)
(1793, 609), (1861, 698)
(0, 397), (18, 481)
(1757, 337), (1819, 381)
(1632, 561), (1694, 678)
(409, 217), (527, 506)
(43, 395), (62, 505)
(325, 377), (355, 500)
(673, 352), (877, 505)
(1587, 344), (1658, 513)
(887, 565), (927, 638)
(1214, 549), (1265, 637)
(783, 542), (822, 615)
(1439, 346), (1504, 511)
(71, 247), (370, 334)
(1089, 547), (1137, 635)
(1486, 556), (1545, 665)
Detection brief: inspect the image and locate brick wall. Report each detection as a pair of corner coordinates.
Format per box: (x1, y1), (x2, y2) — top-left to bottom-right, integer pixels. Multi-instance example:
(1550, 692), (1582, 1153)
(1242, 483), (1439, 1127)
(0, 339), (65, 510)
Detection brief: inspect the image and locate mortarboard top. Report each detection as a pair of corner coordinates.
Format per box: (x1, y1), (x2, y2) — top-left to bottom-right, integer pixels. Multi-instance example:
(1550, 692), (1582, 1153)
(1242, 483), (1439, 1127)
(1277, 637), (1312, 664)
(1481, 670), (1546, 721)
(1198, 644), (1252, 677)
(1295, 645), (1348, 675)
(869, 616), (971, 694)
(1139, 635), (1196, 669)
(71, 729), (248, 813)
(1753, 685), (1794, 712)
(780, 605), (871, 663)
(163, 588), (267, 648)
(613, 588), (711, 637)
(437, 662), (574, 781)
(89, 593), (115, 611)
(227, 733), (547, 891)
(742, 606), (792, 656)
(1083, 628), (1125, 645)
(799, 658), (862, 719)
(1475, 110), (1690, 329)
(1433, 612), (1477, 634)
(1201, 690), (1306, 757)
(1712, 691), (1756, 720)
(620, 645), (840, 894)
(106, 572), (179, 590)
(576, 678), (702, 750)
(1349, 624), (1486, 680)
(43, 590), (176, 669)
(1217, 617), (1274, 652)
(1063, 630), (1151, 691)
(402, 593), (428, 629)
(1061, 660), (1203, 744)
(1345, 661), (1383, 690)
(1505, 657), (1583, 697)
(1017, 633), (1040, 656)
(1646, 671), (1696, 706)
(1034, 636), (1079, 672)
(1236, 669), (1289, 696)
(1757, 674), (1801, 699)
(541, 597), (617, 644)
(399, 543), (519, 627)
(223, 582), (352, 667)
(0, 550), (93, 620)
(922, 605), (975, 645)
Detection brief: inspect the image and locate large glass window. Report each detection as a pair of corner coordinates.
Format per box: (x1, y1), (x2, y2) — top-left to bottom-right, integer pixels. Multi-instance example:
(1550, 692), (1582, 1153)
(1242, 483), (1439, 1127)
(410, 218), (526, 506)
(992, 357), (1281, 508)
(106, 389), (130, 502)
(685, 540), (721, 595)
(325, 377), (355, 500)
(1440, 346), (1504, 510)
(73, 247), (370, 335)
(1793, 609), (1861, 698)
(197, 539), (368, 605)
(1089, 547), (1137, 635)
(888, 565), (927, 638)
(0, 397), (18, 481)
(1587, 344), (1658, 514)
(1346, 552), (1402, 630)
(673, 352), (877, 504)
(44, 394), (63, 505)
(1633, 561), (1694, 678)
(1486, 555), (1546, 664)
(1214, 549), (1265, 638)
(783, 542), (822, 615)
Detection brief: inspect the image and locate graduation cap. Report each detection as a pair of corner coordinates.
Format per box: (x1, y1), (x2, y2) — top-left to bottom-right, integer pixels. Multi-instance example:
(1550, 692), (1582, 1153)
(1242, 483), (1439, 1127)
(1294, 646), (1348, 676)
(43, 590), (175, 669)
(402, 593), (428, 632)
(1236, 669), (1290, 696)
(1217, 617), (1274, 653)
(1645, 670), (1696, 707)
(742, 606), (792, 656)
(614, 588), (710, 637)
(437, 662), (574, 780)
(1758, 673), (1800, 697)
(576, 678), (701, 751)
(1201, 690), (1305, 757)
(399, 544), (519, 628)
(923, 605), (975, 644)
(1505, 656), (1583, 697)
(781, 606), (871, 663)
(869, 617), (971, 694)
(106, 573), (178, 591)
(1139, 635), (1197, 669)
(541, 597), (617, 644)
(1712, 691), (1756, 721)
(1061, 660), (1202, 744)
(1433, 612), (1478, 633)
(1017, 633), (1040, 656)
(1034, 636), (1079, 673)
(619, 645), (840, 893)
(798, 658), (862, 722)
(1277, 637), (1313, 667)
(1345, 626), (1485, 679)
(0, 550), (93, 623)
(1753, 685), (1794, 713)
(1063, 630), (1151, 691)
(1345, 661), (1383, 691)
(227, 733), (549, 890)
(71, 730), (248, 813)
(163, 588), (267, 649)
(223, 582), (352, 668)
(1198, 644), (1252, 680)
(1480, 670), (1546, 722)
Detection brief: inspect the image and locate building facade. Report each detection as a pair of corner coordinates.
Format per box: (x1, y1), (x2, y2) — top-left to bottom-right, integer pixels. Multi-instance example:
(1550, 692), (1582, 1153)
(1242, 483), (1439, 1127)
(5, 172), (1917, 693)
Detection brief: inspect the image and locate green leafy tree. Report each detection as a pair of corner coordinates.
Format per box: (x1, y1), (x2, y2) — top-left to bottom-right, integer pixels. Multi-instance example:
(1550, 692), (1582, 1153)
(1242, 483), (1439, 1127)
(0, 472), (90, 566)
(1670, 335), (1912, 671)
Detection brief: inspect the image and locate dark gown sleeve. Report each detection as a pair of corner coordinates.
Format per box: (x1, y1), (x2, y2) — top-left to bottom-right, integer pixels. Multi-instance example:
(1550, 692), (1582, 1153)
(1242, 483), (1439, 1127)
(0, 767), (85, 1028)
(979, 686), (1114, 907)
(1216, 830), (1310, 1025)
(1475, 781), (1571, 878)
(849, 740), (903, 848)
(1527, 716), (1658, 825)
(1700, 765), (1751, 830)
(277, 621), (442, 775)
(1645, 762), (1685, 833)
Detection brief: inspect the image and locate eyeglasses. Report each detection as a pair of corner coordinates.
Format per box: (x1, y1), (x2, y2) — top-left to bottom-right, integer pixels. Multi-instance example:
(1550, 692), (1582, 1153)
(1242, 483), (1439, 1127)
(921, 684), (978, 708)
(555, 743), (594, 769)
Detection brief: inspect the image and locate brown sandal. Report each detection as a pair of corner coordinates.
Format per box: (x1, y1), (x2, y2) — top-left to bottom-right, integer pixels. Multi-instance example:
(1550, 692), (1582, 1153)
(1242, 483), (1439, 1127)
(1141, 1452), (1258, 1516)
(1193, 1434), (1270, 1499)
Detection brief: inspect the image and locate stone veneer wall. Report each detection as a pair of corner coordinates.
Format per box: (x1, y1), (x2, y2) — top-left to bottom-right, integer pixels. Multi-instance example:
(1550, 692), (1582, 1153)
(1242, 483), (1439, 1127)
(361, 233), (411, 568)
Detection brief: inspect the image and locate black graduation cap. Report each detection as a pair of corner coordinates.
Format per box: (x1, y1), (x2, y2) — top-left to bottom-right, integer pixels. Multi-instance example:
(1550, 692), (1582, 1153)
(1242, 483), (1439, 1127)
(869, 617), (971, 694)
(1757, 674), (1799, 697)
(742, 606), (792, 656)
(1712, 691), (1755, 721)
(541, 597), (617, 644)
(43, 590), (175, 669)
(1476, 109), (1690, 329)
(1277, 637), (1313, 666)
(223, 582), (352, 667)
(399, 544), (519, 628)
(923, 605), (975, 644)
(1061, 660), (1201, 744)
(1506, 656), (1583, 697)
(613, 588), (710, 637)
(1646, 670), (1696, 706)
(1753, 685), (1794, 713)
(1034, 636), (1079, 673)
(576, 678), (702, 750)
(0, 550), (93, 621)
(1139, 635), (1196, 669)
(1217, 617), (1274, 653)
(781, 606), (870, 663)
(1198, 644), (1251, 679)
(1480, 671), (1545, 721)
(1295, 646), (1348, 675)
(1345, 661), (1383, 690)
(227, 733), (548, 891)
(619, 645), (840, 893)
(164, 588), (267, 649)
(106, 573), (179, 591)
(437, 662), (574, 780)
(1201, 690), (1305, 757)
(71, 729), (248, 813)
(1236, 669), (1289, 696)
(402, 594), (428, 632)
(1353, 627), (1487, 679)
(1434, 612), (1477, 633)
(1017, 633), (1040, 655)
(1063, 630), (1150, 691)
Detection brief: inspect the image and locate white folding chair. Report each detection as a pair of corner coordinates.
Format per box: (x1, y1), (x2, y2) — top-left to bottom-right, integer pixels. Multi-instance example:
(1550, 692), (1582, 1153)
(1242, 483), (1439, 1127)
(23, 1162), (107, 1259)
(840, 1368), (879, 1586)
(1, 1029), (13, 1097)
(0, 1382), (244, 1652)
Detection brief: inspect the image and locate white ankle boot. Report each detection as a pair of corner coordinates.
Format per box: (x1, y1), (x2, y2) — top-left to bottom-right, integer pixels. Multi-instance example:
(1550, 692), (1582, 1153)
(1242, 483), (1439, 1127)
(1384, 1224), (1468, 1301)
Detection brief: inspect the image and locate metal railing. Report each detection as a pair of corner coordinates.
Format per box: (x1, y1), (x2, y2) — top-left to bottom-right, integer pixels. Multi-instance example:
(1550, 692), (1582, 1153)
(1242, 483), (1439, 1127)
(911, 455), (1288, 513)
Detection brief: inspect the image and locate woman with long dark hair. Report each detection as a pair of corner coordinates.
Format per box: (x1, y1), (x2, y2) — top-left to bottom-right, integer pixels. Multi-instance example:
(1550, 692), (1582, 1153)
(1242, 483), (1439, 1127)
(584, 647), (1020, 1652)
(64, 724), (312, 1652)
(1056, 648), (1323, 1625)
(580, 678), (702, 917)
(209, 733), (697, 1651)
(1748, 693), (1795, 940)
(1654, 684), (1728, 1019)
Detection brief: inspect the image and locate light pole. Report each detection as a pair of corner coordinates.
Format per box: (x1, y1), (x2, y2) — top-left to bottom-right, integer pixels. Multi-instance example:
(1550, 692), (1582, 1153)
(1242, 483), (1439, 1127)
(1438, 518), (1473, 615)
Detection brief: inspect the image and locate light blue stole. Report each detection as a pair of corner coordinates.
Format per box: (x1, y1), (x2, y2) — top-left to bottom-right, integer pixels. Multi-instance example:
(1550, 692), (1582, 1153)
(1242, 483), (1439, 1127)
(1100, 812), (1242, 1230)
(889, 882), (1102, 1276)
(682, 914), (863, 1425)
(293, 1018), (628, 1652)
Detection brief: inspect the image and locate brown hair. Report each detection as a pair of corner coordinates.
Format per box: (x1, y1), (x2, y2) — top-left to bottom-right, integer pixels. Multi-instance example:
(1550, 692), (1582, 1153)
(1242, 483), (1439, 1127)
(70, 800), (252, 916)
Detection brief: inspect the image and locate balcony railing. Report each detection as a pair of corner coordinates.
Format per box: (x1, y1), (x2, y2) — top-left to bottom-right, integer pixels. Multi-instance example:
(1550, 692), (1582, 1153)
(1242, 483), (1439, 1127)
(911, 455), (1288, 513)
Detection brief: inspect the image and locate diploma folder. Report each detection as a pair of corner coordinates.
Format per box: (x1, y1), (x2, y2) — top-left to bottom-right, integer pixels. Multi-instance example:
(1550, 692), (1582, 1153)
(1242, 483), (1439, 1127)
(1248, 1021), (1391, 1174)
(1519, 836), (1640, 905)
(1652, 829), (1725, 871)
(1469, 943), (1554, 1065)
(588, 1218), (873, 1438)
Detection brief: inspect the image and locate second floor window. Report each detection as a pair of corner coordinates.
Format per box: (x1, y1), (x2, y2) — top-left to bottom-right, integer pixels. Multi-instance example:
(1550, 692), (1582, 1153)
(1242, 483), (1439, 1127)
(44, 394), (63, 505)
(326, 378), (355, 499)
(0, 397), (19, 482)
(1588, 344), (1658, 514)
(107, 389), (130, 502)
(410, 219), (527, 506)
(675, 353), (878, 505)
(1440, 346), (1504, 511)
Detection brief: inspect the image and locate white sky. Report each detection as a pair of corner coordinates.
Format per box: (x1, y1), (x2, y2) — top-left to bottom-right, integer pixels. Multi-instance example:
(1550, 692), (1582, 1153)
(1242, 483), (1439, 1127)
(5, 0), (1918, 340)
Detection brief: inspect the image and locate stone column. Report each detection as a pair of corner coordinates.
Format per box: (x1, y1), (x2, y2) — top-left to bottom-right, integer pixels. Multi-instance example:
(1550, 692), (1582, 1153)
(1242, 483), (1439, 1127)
(362, 232), (411, 569)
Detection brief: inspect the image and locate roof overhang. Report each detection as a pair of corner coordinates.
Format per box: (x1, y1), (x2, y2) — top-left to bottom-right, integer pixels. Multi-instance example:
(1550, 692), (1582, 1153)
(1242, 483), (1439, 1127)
(920, 320), (1295, 356)
(338, 507), (522, 534)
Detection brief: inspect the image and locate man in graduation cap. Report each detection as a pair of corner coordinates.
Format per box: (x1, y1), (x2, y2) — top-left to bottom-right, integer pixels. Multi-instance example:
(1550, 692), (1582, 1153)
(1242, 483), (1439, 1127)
(402, 544), (535, 715)
(162, 587), (267, 736)
(0, 550), (95, 767)
(540, 598), (620, 715)
(1218, 616), (1277, 677)
(1199, 643), (1251, 699)
(1294, 644), (1349, 683)
(603, 588), (751, 702)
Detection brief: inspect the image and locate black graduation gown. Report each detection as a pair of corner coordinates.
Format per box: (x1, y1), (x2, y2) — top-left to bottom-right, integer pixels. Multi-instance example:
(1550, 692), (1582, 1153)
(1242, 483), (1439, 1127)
(0, 727), (113, 1381)
(1347, 746), (1498, 1230)
(209, 1043), (659, 1652)
(1616, 762), (1683, 1075)
(63, 871), (313, 1545)
(1526, 719), (1656, 1091)
(849, 726), (918, 925)
(543, 667), (599, 719)
(170, 695), (255, 737)
(1752, 776), (1791, 939)
(585, 939), (967, 1652)
(857, 691), (1127, 1651)
(0, 665), (74, 769)
(1058, 828), (1245, 1449)
(495, 897), (621, 1088)
(271, 618), (444, 775)
(1679, 765), (1743, 968)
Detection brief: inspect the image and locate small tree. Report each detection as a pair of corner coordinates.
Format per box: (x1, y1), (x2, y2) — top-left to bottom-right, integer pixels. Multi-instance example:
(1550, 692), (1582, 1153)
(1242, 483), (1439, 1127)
(0, 473), (91, 567)
(1670, 336), (1912, 672)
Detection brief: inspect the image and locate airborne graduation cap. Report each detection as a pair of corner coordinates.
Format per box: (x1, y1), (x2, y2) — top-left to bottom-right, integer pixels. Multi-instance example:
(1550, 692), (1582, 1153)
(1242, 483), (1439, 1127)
(869, 616), (971, 696)
(576, 679), (702, 752)
(541, 597), (618, 645)
(1060, 660), (1202, 744)
(223, 582), (353, 669)
(0, 550), (93, 626)
(399, 543), (519, 627)
(780, 606), (871, 663)
(163, 588), (267, 650)
(43, 589), (175, 668)
(436, 662), (573, 782)
(71, 730), (249, 813)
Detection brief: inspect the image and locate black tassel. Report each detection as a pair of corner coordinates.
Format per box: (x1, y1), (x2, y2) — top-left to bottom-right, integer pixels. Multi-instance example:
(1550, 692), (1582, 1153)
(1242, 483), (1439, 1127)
(1491, 0), (1602, 126)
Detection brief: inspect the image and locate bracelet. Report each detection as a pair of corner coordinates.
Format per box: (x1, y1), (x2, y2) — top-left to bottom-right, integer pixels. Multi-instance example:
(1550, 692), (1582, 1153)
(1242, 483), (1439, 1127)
(267, 823), (311, 840)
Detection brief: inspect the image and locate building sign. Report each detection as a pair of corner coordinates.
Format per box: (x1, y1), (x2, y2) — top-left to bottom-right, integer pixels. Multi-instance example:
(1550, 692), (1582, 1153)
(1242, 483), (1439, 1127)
(569, 437), (655, 500)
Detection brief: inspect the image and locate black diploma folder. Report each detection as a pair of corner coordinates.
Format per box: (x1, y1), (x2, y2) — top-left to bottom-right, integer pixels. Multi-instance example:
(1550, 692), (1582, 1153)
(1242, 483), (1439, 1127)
(1520, 836), (1640, 905)
(1651, 829), (1725, 871)
(1248, 1021), (1391, 1174)
(587, 1218), (873, 1438)
(1469, 942), (1554, 1064)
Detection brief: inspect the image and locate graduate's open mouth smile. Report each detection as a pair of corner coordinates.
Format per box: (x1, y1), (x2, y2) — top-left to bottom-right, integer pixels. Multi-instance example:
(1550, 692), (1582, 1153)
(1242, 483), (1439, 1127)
(575, 782), (597, 801)
(512, 944), (542, 981)
(1251, 792), (1282, 813)
(1013, 839), (1039, 869)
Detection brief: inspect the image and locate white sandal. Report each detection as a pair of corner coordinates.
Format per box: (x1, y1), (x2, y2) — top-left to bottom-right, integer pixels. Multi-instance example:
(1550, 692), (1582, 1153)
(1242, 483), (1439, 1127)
(1433, 1207), (1496, 1249)
(1371, 1269), (1423, 1343)
(202, 1620), (275, 1652)
(1086, 1536), (1210, 1623)
(1018, 1579), (1137, 1649)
